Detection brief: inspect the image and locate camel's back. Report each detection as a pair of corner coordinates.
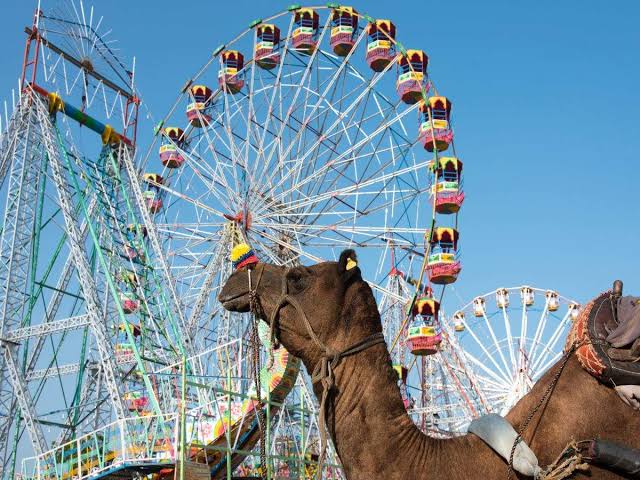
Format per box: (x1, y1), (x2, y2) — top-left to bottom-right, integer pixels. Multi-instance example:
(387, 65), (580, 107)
(507, 356), (639, 478)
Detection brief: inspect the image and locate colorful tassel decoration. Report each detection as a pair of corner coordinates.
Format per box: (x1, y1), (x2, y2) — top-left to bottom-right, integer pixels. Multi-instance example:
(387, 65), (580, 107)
(230, 243), (259, 270)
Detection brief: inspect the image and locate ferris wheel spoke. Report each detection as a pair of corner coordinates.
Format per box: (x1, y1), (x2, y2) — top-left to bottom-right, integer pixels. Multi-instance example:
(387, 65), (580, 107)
(257, 15), (333, 174)
(298, 105), (415, 215)
(534, 350), (563, 380)
(252, 16), (295, 177)
(259, 67), (402, 204)
(266, 104), (419, 208)
(174, 165), (235, 216)
(528, 303), (551, 368)
(173, 141), (241, 211)
(265, 157), (427, 218)
(258, 185), (424, 233)
(283, 106), (413, 212)
(459, 316), (513, 384)
(519, 303), (529, 361)
(264, 38), (394, 194)
(500, 305), (517, 375)
(458, 350), (511, 391)
(529, 309), (572, 373)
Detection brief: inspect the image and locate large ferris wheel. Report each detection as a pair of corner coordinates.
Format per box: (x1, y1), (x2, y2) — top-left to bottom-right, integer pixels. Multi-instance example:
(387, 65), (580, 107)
(137, 4), (463, 477)
(0, 1), (582, 479)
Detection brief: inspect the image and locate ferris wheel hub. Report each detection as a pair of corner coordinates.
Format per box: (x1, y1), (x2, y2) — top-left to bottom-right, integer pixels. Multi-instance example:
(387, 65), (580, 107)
(223, 211), (252, 230)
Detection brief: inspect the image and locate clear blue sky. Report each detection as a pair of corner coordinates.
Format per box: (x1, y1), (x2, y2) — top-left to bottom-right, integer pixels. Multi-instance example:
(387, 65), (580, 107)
(1, 0), (638, 307)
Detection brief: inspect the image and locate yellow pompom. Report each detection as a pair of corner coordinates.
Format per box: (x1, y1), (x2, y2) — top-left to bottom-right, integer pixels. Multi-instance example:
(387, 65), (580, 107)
(346, 258), (357, 270)
(230, 243), (250, 262)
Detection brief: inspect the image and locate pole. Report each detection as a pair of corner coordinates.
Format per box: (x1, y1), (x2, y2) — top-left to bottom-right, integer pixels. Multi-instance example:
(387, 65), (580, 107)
(180, 355), (186, 480)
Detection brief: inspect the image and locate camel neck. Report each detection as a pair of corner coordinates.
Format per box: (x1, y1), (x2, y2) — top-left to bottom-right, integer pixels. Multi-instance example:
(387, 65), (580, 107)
(297, 280), (489, 479)
(310, 340), (446, 480)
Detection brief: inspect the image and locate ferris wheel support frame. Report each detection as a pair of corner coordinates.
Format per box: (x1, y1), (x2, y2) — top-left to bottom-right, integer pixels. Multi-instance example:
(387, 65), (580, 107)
(35, 94), (127, 419)
(0, 4), (195, 477)
(0, 97), (49, 468)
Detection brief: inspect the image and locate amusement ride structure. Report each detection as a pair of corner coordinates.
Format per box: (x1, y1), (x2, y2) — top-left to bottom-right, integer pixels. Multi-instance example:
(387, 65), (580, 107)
(0, 2), (581, 479)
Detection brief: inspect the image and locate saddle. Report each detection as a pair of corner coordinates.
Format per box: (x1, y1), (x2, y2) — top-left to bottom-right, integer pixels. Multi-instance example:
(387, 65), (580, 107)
(566, 281), (640, 387)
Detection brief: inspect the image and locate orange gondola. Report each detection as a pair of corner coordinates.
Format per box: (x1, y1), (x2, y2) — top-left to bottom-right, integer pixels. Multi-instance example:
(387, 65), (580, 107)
(120, 292), (139, 315)
(406, 295), (442, 356)
(366, 20), (396, 72)
(255, 24), (281, 70)
(426, 227), (461, 284)
(429, 157), (464, 214)
(159, 127), (186, 168)
(330, 7), (358, 57)
(397, 49), (429, 104)
(291, 8), (319, 54)
(143, 173), (164, 214)
(186, 85), (213, 127)
(218, 50), (245, 94)
(418, 96), (453, 152)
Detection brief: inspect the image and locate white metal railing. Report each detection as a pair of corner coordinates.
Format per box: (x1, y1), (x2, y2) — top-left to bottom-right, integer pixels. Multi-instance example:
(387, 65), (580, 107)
(21, 413), (178, 480)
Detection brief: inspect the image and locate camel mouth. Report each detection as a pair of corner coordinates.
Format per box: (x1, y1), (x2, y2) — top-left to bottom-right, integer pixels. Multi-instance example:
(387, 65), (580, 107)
(218, 291), (251, 312)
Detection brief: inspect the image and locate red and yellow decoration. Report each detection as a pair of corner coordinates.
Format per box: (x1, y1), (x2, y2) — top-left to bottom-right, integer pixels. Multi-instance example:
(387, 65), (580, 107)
(230, 243), (259, 270)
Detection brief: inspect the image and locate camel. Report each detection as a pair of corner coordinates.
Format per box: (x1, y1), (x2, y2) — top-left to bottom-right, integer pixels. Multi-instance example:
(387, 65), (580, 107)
(219, 250), (640, 479)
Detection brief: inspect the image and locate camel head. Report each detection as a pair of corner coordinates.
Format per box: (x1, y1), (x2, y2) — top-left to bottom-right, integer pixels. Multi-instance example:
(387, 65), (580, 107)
(219, 249), (381, 363)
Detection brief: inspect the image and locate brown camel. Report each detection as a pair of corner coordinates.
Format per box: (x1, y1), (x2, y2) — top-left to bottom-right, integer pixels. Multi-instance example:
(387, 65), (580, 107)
(219, 251), (639, 479)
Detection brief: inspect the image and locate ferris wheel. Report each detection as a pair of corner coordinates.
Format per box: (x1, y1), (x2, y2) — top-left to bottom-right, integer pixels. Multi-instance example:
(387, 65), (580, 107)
(450, 286), (580, 416)
(378, 278), (581, 435)
(0, 2), (154, 478)
(140, 3), (463, 477)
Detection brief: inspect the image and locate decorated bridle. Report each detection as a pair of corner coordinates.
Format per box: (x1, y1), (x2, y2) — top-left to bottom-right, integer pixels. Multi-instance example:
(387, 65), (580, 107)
(230, 244), (386, 479)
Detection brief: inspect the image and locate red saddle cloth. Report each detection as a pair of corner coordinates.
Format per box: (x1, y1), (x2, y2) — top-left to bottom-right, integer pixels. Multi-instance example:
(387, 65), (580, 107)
(566, 291), (640, 386)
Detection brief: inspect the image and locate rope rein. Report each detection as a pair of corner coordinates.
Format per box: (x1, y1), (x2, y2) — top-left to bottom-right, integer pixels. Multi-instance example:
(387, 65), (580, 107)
(507, 345), (575, 479)
(248, 268), (268, 480)
(246, 264), (386, 480)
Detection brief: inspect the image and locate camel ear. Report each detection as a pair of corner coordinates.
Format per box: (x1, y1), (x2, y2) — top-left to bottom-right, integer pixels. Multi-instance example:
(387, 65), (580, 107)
(338, 249), (361, 282)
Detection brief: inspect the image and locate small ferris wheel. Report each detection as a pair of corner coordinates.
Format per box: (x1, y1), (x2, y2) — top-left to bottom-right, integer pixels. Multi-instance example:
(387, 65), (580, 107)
(451, 286), (580, 416)
(379, 279), (581, 435)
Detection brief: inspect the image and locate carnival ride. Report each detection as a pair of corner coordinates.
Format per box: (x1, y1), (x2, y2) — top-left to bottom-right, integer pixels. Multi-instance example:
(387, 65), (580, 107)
(378, 277), (580, 436)
(0, 1), (582, 479)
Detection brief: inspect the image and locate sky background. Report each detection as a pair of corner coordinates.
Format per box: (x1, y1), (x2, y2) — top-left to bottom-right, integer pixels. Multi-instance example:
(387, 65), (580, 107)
(0, 0), (638, 309)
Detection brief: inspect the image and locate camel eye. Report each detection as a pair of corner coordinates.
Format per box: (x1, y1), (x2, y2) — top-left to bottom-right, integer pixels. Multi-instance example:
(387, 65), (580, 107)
(286, 269), (308, 293)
